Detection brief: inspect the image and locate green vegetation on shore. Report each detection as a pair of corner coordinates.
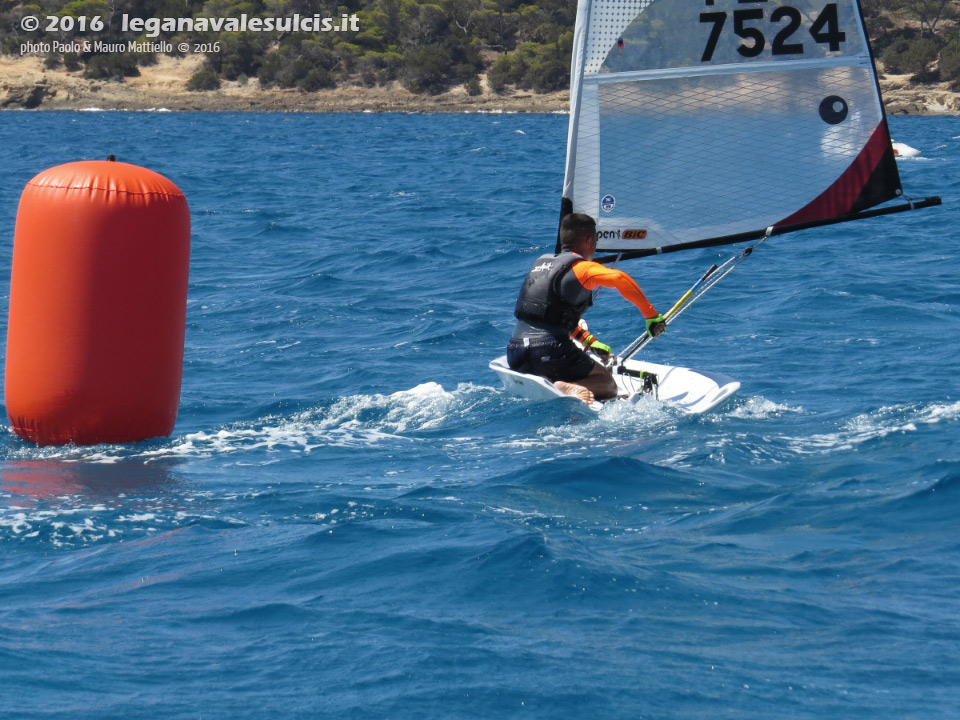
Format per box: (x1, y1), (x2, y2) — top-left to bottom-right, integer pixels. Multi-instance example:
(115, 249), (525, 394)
(2, 0), (960, 95)
(866, 0), (960, 87)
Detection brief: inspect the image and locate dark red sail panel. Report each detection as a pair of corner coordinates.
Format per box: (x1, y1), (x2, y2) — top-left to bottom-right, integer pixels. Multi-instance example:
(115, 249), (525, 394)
(776, 120), (902, 228)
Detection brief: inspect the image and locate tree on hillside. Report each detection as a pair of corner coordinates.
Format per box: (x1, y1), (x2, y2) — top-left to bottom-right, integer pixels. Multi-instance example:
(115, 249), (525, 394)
(14, 0), (960, 96)
(893, 0), (956, 37)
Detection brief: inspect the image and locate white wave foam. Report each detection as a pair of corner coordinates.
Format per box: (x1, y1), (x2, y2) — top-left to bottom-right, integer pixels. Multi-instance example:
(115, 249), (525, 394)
(130, 382), (485, 461)
(662, 399), (958, 468)
(484, 504), (551, 520)
(0, 506), (116, 545)
(0, 383), (485, 464)
(784, 401), (960, 455)
(491, 392), (678, 454)
(727, 397), (806, 420)
(0, 495), (249, 547)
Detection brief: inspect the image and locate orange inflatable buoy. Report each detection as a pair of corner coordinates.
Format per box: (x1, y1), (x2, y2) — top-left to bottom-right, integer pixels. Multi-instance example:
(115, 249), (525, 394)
(5, 159), (190, 446)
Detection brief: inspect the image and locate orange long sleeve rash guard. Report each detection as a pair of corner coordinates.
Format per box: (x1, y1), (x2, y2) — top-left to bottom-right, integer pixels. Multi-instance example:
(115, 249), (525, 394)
(571, 260), (658, 319)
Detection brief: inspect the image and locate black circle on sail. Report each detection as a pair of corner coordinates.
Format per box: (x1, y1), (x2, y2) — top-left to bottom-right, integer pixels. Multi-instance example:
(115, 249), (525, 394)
(819, 96), (849, 125)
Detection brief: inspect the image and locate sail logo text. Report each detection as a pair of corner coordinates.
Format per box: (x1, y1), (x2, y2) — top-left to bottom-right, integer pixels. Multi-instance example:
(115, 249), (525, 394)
(596, 230), (647, 241)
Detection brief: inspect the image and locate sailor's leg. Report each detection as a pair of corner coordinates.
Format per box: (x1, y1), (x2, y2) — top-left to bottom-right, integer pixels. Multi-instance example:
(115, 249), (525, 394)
(554, 360), (617, 404)
(577, 360), (618, 399)
(554, 380), (595, 405)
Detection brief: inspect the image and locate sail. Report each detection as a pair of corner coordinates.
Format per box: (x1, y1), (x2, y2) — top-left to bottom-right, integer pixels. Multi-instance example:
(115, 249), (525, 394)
(563, 0), (904, 254)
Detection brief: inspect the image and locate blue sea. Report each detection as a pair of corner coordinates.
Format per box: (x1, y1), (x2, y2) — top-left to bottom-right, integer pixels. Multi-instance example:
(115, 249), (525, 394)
(0, 110), (957, 718)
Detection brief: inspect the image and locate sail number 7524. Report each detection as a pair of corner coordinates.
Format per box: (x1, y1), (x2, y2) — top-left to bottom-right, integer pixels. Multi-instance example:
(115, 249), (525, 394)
(700, 3), (846, 62)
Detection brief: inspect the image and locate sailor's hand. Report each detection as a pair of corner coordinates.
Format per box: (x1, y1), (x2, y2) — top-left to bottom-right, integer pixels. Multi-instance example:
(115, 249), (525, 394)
(572, 323), (610, 355)
(645, 314), (667, 338)
(588, 339), (612, 357)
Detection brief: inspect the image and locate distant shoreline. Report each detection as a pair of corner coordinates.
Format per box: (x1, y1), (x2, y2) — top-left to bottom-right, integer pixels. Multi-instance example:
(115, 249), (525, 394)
(0, 55), (569, 114)
(1, 54), (957, 115)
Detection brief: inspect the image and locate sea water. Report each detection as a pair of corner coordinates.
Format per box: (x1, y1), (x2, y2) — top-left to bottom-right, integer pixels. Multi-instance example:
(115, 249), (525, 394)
(0, 111), (957, 718)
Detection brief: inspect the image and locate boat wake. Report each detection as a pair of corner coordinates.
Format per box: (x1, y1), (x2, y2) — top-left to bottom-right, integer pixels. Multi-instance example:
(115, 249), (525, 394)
(2, 391), (955, 548)
(781, 400), (960, 455)
(5, 387), (954, 470)
(664, 399), (960, 468)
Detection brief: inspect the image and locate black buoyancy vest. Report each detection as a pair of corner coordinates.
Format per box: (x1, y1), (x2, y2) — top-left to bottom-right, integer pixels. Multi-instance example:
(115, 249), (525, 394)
(514, 252), (593, 332)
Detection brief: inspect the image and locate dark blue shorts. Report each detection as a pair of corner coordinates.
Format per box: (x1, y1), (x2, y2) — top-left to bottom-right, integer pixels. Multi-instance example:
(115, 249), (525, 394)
(507, 336), (595, 382)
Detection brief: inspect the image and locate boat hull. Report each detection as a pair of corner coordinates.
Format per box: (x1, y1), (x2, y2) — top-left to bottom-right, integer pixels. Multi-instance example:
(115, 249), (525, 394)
(489, 355), (739, 414)
(892, 141), (921, 158)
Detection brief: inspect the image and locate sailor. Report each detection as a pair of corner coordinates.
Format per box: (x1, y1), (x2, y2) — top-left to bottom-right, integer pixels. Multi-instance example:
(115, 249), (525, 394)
(507, 213), (666, 405)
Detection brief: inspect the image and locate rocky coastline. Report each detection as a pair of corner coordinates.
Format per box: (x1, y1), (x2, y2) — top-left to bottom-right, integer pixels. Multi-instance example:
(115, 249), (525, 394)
(1, 53), (958, 114)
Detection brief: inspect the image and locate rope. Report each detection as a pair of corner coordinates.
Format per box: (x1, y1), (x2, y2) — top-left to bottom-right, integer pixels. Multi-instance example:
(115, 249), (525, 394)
(618, 233), (769, 360)
(594, 252), (623, 301)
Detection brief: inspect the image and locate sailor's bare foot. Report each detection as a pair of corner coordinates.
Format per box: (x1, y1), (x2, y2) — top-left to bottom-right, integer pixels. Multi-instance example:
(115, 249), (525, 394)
(554, 381), (595, 405)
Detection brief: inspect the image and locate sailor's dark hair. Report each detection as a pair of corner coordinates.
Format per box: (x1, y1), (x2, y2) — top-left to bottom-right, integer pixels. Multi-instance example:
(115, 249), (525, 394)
(558, 213), (597, 251)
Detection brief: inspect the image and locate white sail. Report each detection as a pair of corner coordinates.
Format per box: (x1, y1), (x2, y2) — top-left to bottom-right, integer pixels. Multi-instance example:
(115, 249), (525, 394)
(563, 0), (904, 254)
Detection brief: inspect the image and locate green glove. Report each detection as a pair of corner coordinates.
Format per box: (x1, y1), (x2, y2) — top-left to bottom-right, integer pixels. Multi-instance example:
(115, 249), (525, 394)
(589, 339), (612, 355)
(645, 314), (667, 338)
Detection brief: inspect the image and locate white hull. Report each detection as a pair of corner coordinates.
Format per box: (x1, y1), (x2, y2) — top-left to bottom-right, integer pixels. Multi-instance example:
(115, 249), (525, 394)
(489, 355), (739, 414)
(892, 141), (921, 158)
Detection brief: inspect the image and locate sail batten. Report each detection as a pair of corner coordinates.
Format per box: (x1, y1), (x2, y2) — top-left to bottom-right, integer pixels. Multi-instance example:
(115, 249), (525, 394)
(586, 55), (872, 85)
(563, 0), (922, 254)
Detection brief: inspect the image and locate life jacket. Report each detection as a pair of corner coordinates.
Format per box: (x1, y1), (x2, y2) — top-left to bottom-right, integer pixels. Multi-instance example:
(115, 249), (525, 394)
(514, 252), (593, 332)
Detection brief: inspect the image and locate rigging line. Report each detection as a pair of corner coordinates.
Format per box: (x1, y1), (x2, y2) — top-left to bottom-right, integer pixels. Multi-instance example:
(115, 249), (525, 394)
(666, 227), (771, 320)
(593, 252), (623, 302)
(618, 233), (770, 361)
